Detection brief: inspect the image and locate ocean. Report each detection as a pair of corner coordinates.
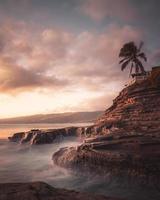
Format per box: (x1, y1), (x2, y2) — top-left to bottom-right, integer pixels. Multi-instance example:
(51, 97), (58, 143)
(0, 123), (160, 200)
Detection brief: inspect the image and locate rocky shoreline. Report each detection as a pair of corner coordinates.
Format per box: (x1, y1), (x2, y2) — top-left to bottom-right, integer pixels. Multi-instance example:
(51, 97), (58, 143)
(52, 80), (160, 182)
(8, 126), (87, 145)
(53, 133), (160, 184)
(8, 80), (160, 183)
(0, 182), (123, 200)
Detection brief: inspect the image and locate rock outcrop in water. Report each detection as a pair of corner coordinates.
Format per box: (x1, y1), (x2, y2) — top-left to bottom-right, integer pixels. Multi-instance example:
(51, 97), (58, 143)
(53, 80), (160, 182)
(0, 182), (123, 200)
(8, 127), (86, 145)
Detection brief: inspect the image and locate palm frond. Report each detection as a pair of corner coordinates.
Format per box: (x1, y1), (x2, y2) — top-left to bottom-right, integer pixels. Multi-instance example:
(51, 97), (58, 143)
(137, 52), (147, 62)
(119, 41), (147, 75)
(121, 59), (131, 71)
(119, 42), (136, 57)
(138, 41), (144, 52)
(119, 57), (130, 64)
(135, 58), (145, 73)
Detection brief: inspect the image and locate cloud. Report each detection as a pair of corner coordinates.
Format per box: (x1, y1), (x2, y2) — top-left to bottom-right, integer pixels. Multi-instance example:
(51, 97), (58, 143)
(0, 0), (158, 116)
(61, 24), (142, 91)
(0, 56), (68, 93)
(80, 0), (136, 21)
(0, 20), (142, 96)
(149, 49), (160, 66)
(0, 22), (71, 93)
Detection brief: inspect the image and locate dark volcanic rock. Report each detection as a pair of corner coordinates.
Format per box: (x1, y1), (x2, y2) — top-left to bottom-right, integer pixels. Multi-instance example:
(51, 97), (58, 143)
(8, 127), (86, 145)
(0, 182), (122, 200)
(53, 80), (160, 182)
(8, 132), (25, 142)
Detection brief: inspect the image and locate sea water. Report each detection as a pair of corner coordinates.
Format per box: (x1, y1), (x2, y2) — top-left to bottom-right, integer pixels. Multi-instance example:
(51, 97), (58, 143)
(0, 123), (160, 200)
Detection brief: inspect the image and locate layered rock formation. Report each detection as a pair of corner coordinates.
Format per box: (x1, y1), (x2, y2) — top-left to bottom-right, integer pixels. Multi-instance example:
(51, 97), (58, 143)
(53, 80), (160, 181)
(8, 127), (86, 145)
(0, 182), (123, 200)
(86, 80), (160, 136)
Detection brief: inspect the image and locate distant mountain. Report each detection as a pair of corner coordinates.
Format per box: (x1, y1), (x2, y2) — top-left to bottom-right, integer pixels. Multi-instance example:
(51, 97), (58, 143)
(0, 111), (103, 124)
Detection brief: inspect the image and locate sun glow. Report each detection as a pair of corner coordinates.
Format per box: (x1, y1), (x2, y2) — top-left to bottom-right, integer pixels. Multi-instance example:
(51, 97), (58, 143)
(0, 87), (103, 118)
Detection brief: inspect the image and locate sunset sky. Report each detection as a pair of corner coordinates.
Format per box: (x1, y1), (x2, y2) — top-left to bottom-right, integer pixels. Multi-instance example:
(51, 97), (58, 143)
(0, 0), (159, 118)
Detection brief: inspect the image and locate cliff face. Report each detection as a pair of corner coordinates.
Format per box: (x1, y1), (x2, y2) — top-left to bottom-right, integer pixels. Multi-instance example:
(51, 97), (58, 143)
(53, 80), (160, 181)
(87, 80), (160, 136)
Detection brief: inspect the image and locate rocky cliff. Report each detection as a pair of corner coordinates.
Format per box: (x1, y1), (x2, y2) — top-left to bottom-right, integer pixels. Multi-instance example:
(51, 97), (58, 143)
(52, 80), (160, 182)
(86, 79), (160, 136)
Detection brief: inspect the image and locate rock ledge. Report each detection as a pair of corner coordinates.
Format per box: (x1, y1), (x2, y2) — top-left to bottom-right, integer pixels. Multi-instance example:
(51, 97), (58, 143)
(0, 182), (123, 200)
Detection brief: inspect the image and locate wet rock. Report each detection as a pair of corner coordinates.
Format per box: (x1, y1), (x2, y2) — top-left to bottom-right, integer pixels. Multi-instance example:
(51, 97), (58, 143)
(0, 182), (123, 200)
(8, 132), (25, 142)
(8, 127), (86, 145)
(53, 134), (160, 183)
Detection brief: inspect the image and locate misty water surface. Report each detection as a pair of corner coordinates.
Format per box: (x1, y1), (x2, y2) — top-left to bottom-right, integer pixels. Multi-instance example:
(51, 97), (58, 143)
(0, 124), (160, 200)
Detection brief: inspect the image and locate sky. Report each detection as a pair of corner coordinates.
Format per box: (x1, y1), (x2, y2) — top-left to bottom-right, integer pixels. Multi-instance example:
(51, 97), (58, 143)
(0, 0), (160, 118)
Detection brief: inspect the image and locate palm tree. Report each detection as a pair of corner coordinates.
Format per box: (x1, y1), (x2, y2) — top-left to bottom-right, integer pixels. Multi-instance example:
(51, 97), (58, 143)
(119, 41), (147, 76)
